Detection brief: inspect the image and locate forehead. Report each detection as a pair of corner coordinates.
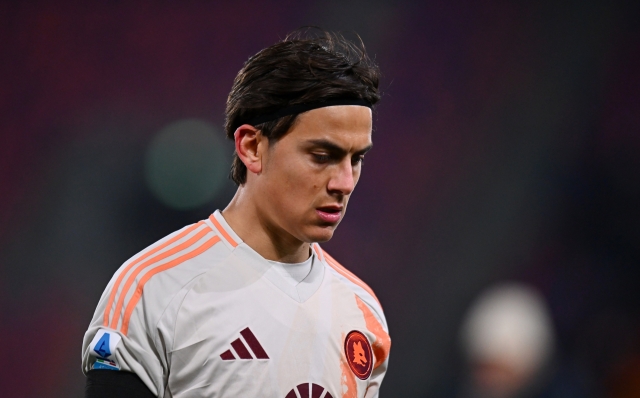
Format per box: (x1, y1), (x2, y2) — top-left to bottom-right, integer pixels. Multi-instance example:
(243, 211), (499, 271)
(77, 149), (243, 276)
(284, 105), (373, 148)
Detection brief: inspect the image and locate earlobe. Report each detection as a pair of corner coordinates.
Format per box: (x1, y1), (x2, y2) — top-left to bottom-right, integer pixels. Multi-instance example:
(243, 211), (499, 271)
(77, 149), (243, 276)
(234, 125), (263, 175)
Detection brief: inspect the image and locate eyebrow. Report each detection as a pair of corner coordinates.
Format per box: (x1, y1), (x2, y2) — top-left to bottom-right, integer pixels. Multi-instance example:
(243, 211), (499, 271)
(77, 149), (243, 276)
(305, 139), (373, 156)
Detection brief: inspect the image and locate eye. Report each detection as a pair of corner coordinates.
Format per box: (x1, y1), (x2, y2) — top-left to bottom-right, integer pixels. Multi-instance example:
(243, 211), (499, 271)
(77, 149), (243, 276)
(352, 155), (365, 166)
(313, 153), (330, 163)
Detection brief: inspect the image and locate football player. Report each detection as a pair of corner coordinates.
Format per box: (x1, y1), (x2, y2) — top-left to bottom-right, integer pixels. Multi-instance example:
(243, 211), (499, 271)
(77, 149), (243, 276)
(83, 30), (390, 398)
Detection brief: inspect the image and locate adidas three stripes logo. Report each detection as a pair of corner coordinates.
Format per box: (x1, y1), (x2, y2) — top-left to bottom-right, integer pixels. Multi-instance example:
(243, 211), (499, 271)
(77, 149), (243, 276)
(220, 327), (269, 360)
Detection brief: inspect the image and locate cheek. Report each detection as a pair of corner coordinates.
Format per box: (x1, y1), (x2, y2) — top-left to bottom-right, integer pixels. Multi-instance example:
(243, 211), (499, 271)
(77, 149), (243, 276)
(277, 153), (319, 187)
(286, 169), (323, 199)
(267, 156), (319, 202)
(287, 175), (326, 217)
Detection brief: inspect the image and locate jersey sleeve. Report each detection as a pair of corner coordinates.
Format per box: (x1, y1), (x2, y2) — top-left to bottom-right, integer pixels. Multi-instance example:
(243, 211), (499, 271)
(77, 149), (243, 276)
(358, 297), (390, 398)
(81, 221), (221, 397)
(82, 276), (167, 397)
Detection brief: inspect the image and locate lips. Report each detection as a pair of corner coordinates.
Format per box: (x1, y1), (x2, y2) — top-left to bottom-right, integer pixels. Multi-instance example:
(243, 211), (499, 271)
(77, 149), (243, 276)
(316, 206), (343, 224)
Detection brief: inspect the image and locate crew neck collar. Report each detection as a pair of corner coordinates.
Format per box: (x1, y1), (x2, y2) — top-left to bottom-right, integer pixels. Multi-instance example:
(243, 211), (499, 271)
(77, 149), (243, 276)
(206, 210), (326, 303)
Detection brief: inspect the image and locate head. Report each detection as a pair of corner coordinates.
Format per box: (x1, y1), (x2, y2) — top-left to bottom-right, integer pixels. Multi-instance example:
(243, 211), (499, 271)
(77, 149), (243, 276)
(225, 30), (380, 243)
(460, 283), (555, 398)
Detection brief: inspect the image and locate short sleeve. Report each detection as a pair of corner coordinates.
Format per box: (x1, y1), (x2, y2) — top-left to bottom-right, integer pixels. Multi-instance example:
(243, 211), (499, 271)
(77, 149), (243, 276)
(354, 295), (391, 398)
(82, 278), (167, 397)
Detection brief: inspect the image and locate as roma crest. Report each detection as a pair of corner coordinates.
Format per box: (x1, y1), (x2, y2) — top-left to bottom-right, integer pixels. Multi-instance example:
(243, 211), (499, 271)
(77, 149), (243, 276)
(344, 330), (373, 380)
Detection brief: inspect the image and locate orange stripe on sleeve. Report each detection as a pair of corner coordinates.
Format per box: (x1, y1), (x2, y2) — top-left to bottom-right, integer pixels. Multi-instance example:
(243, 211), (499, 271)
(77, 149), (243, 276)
(103, 222), (204, 327)
(120, 236), (221, 335)
(110, 226), (212, 330)
(355, 296), (391, 369)
(312, 243), (325, 261)
(323, 250), (382, 308)
(209, 214), (238, 247)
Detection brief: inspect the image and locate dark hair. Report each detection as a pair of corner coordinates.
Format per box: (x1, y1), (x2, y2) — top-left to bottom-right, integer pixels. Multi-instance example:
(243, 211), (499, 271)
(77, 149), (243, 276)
(224, 29), (381, 185)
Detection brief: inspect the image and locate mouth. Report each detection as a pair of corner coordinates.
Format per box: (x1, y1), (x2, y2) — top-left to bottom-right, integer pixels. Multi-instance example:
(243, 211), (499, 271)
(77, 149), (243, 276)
(315, 205), (343, 224)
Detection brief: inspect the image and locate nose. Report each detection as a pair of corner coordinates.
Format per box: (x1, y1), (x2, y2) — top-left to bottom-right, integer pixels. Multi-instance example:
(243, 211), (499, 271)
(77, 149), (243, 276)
(327, 159), (357, 196)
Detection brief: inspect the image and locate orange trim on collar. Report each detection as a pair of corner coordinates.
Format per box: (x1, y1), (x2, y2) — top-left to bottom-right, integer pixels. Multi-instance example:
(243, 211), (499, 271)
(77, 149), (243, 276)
(209, 214), (238, 248)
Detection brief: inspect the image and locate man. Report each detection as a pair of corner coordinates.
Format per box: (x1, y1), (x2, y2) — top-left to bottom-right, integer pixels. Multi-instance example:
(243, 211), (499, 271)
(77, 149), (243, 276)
(82, 31), (391, 398)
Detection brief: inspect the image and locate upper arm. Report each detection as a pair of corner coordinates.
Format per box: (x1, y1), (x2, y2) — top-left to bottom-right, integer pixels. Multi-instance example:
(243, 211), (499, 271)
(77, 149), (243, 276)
(82, 323), (166, 396)
(82, 276), (168, 396)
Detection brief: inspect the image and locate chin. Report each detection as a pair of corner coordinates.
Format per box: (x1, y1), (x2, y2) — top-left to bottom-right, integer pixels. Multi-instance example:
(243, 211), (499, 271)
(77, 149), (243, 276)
(312, 226), (337, 243)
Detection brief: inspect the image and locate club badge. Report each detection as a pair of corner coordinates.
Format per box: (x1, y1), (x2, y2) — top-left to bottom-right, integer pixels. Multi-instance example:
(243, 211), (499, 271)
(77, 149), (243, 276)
(344, 330), (373, 380)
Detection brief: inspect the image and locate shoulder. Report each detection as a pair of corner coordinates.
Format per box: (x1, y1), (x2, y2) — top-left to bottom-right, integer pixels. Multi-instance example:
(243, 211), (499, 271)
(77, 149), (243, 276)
(100, 218), (229, 334)
(314, 244), (387, 330)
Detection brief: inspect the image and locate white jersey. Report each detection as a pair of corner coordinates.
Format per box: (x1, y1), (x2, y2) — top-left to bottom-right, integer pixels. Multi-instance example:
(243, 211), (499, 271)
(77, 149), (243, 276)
(82, 210), (390, 398)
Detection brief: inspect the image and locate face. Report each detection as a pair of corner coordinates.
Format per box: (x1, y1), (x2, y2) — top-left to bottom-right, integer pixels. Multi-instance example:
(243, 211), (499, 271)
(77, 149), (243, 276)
(254, 105), (372, 244)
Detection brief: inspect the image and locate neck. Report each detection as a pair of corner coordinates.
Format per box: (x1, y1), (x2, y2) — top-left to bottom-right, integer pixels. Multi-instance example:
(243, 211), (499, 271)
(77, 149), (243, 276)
(222, 187), (310, 263)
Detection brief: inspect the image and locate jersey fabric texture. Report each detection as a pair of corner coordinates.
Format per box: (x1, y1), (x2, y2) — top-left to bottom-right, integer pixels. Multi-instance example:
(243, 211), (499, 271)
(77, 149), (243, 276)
(82, 210), (391, 398)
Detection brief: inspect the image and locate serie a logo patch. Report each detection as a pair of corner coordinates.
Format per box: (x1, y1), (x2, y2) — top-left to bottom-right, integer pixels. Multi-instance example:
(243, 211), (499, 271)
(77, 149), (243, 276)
(344, 330), (373, 380)
(89, 329), (122, 370)
(93, 358), (120, 371)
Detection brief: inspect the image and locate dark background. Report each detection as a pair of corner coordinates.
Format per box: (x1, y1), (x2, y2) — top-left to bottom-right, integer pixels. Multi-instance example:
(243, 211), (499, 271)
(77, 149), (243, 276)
(2, 1), (640, 397)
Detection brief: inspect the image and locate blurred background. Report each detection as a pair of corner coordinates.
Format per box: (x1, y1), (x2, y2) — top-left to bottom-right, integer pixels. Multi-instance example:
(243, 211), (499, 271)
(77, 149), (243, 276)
(2, 1), (640, 397)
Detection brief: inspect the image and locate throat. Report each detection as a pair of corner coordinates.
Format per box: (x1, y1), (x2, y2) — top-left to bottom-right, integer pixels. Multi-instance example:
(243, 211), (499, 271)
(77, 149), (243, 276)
(222, 194), (310, 262)
(267, 255), (314, 286)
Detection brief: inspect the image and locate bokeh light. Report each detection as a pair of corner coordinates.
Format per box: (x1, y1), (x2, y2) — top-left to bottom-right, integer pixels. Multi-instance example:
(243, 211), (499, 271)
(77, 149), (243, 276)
(144, 119), (228, 210)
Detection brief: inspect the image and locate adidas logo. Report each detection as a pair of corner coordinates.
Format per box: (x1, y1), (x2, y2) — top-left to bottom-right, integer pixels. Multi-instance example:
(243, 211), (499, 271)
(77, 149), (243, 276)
(220, 327), (269, 360)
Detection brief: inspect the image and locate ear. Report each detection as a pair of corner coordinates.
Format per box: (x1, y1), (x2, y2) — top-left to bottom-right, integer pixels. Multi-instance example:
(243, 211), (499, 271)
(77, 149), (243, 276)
(234, 124), (265, 175)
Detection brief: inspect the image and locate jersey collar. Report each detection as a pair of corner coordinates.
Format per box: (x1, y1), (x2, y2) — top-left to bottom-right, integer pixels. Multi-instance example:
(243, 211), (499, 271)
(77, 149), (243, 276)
(208, 210), (243, 250)
(207, 210), (326, 303)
